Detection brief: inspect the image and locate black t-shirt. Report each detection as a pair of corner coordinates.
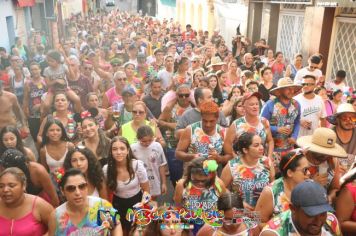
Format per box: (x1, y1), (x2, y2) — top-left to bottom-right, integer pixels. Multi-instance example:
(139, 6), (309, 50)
(239, 64), (255, 72)
(142, 94), (162, 119)
(258, 83), (276, 102)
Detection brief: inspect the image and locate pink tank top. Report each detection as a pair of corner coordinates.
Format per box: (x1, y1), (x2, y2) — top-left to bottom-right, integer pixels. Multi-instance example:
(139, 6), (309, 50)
(0, 197), (46, 236)
(346, 183), (356, 221)
(105, 87), (123, 107)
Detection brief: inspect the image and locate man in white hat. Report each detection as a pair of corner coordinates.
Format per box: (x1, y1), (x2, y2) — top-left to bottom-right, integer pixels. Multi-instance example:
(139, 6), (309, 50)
(261, 77), (302, 169)
(294, 74), (327, 138)
(327, 103), (356, 173)
(297, 127), (347, 202)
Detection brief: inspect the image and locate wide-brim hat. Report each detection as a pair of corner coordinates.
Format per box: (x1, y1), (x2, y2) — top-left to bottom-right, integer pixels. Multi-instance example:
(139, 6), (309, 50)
(296, 127), (347, 158)
(269, 77), (302, 96)
(208, 56), (226, 67)
(326, 103), (356, 125)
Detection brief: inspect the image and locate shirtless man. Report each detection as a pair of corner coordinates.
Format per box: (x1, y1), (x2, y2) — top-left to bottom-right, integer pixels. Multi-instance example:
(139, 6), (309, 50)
(0, 80), (29, 135)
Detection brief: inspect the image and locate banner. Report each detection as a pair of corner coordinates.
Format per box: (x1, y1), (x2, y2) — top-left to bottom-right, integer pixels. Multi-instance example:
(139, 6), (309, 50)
(17, 0), (36, 7)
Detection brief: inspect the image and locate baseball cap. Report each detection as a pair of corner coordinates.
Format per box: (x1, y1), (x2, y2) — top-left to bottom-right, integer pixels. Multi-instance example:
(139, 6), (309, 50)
(121, 87), (136, 96)
(291, 180), (334, 216)
(241, 92), (261, 104)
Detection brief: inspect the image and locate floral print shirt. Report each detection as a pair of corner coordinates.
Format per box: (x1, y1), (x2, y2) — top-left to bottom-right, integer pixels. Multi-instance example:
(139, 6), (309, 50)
(229, 156), (270, 207)
(261, 98), (301, 153)
(188, 121), (225, 158)
(267, 177), (290, 217)
(55, 196), (119, 236)
(262, 210), (341, 236)
(233, 117), (268, 145)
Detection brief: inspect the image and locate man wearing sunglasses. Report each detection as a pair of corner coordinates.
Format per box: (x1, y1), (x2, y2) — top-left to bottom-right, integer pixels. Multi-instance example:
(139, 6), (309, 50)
(294, 55), (322, 86)
(297, 127), (347, 203)
(327, 103), (356, 174)
(294, 74), (327, 138)
(261, 180), (341, 236)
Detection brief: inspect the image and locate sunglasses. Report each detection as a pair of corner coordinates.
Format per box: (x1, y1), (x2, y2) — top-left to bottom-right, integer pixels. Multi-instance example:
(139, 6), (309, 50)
(309, 66), (318, 70)
(64, 183), (87, 192)
(302, 83), (315, 86)
(296, 167), (310, 175)
(222, 218), (243, 225)
(192, 60), (198, 63)
(132, 110), (145, 115)
(116, 77), (127, 81)
(83, 67), (93, 70)
(339, 116), (356, 122)
(191, 179), (210, 185)
(178, 93), (190, 98)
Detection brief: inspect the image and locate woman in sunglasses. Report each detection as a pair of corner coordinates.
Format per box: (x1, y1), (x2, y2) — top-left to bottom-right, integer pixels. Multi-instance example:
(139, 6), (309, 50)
(48, 168), (123, 235)
(103, 136), (149, 236)
(0, 167), (54, 236)
(63, 146), (108, 199)
(197, 192), (260, 236)
(119, 101), (164, 146)
(174, 157), (227, 235)
(255, 149), (310, 226)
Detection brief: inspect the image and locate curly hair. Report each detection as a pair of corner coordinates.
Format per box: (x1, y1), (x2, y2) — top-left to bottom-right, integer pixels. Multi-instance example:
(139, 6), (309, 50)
(0, 126), (26, 157)
(63, 147), (104, 191)
(0, 149), (35, 193)
(107, 136), (137, 191)
(183, 157), (216, 189)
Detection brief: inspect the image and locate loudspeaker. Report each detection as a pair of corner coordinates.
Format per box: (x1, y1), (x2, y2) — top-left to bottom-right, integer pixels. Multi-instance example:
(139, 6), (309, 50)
(44, 0), (56, 19)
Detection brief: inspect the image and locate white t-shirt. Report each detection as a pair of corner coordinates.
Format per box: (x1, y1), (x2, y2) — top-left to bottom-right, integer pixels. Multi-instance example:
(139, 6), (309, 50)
(326, 81), (347, 92)
(157, 69), (173, 91)
(102, 159), (148, 198)
(294, 67), (322, 85)
(294, 94), (327, 137)
(131, 142), (167, 196)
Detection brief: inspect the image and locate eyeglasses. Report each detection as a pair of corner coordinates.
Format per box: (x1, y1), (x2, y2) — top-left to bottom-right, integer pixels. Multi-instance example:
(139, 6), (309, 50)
(296, 167), (310, 175)
(178, 93), (190, 98)
(64, 183), (88, 192)
(302, 83), (315, 86)
(132, 110), (145, 115)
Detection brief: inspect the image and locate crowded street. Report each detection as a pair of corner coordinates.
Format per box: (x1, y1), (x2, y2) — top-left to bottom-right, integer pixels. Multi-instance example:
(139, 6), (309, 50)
(0, 0), (355, 235)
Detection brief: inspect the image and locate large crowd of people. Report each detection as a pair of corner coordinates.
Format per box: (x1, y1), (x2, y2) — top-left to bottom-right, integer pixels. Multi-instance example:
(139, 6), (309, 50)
(0, 8), (355, 236)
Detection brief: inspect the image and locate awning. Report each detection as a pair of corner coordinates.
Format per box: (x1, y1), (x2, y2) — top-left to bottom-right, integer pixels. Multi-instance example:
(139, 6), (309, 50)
(17, 0), (36, 7)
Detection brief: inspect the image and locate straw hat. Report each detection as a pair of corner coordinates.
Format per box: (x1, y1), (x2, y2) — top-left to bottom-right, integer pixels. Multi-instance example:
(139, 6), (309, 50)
(326, 103), (356, 125)
(296, 127), (347, 158)
(208, 56), (226, 67)
(269, 77), (302, 97)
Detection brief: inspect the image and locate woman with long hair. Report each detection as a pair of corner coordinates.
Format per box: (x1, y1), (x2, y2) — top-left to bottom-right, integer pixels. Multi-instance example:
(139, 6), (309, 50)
(48, 168), (123, 235)
(227, 96), (245, 126)
(103, 136), (150, 235)
(80, 116), (111, 166)
(39, 118), (74, 174)
(208, 73), (224, 106)
(222, 85), (245, 117)
(255, 149), (310, 226)
(216, 70), (230, 101)
(63, 146), (108, 199)
(227, 60), (241, 85)
(270, 51), (285, 85)
(0, 125), (36, 161)
(285, 53), (303, 80)
(258, 67), (276, 103)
